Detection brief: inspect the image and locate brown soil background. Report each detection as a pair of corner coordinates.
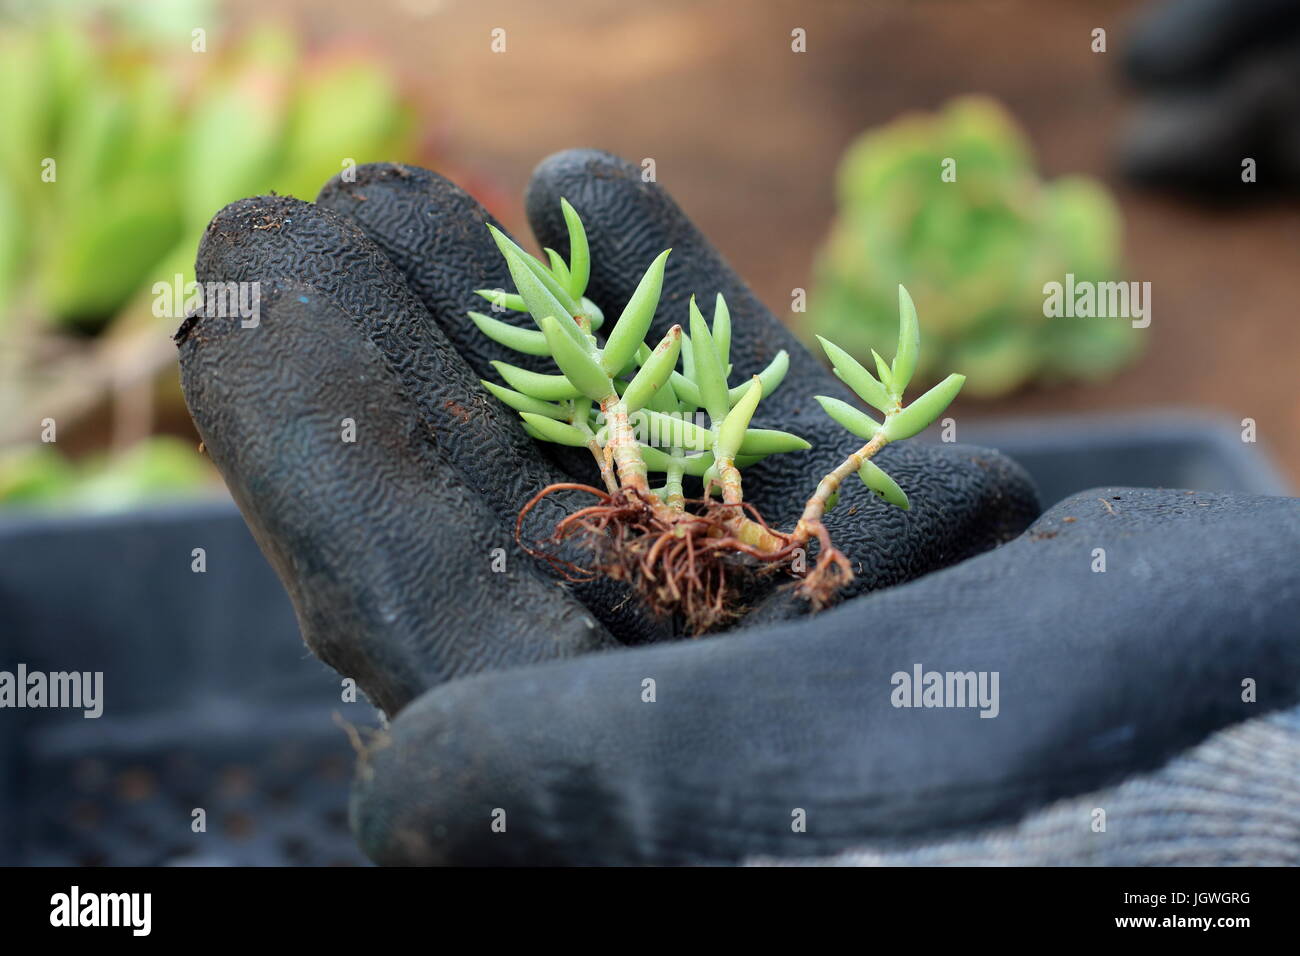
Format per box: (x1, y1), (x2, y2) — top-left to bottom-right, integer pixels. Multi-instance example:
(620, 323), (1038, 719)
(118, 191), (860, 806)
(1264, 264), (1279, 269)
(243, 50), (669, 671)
(227, 0), (1300, 486)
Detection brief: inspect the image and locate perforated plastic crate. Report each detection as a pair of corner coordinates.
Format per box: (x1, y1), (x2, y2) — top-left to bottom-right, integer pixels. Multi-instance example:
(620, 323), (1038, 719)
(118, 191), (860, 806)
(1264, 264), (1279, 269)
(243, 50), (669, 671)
(0, 502), (379, 866)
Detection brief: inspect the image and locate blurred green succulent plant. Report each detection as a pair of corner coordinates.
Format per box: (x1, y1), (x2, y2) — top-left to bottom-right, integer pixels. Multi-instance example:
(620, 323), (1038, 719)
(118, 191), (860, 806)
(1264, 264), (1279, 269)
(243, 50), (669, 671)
(0, 436), (214, 512)
(808, 96), (1139, 398)
(0, 18), (418, 333)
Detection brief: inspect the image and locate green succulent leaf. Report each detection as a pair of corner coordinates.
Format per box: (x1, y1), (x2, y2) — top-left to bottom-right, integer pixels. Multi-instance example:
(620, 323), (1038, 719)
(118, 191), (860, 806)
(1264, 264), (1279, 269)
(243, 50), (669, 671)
(611, 356), (640, 382)
(728, 350), (789, 406)
(892, 285), (920, 393)
(859, 459), (910, 509)
(882, 373), (965, 441)
(643, 372), (681, 413)
(514, 254), (582, 331)
(491, 360), (583, 401)
(633, 409), (714, 453)
(814, 395), (882, 439)
(638, 445), (675, 473)
(738, 428), (810, 456)
(670, 370), (703, 409)
(817, 336), (890, 412)
(640, 446), (715, 476)
(871, 350), (895, 395)
(688, 296), (731, 423)
(560, 198), (590, 298)
(601, 248), (671, 375)
(468, 311), (550, 356)
(712, 293), (731, 368)
(480, 380), (568, 420)
(489, 224), (583, 318)
(623, 325), (683, 413)
(544, 248), (571, 289)
(578, 297), (604, 331)
(520, 420), (546, 442)
(638, 448), (715, 476)
(519, 413), (590, 447)
(474, 289), (526, 312)
(487, 225), (586, 350)
(680, 330), (696, 380)
(716, 376), (762, 461)
(540, 316), (614, 402)
(680, 452), (715, 477)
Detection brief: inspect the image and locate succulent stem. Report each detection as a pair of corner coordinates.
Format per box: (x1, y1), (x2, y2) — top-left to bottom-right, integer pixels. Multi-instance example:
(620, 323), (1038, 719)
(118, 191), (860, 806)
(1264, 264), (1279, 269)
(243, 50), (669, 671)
(794, 432), (889, 544)
(729, 514), (788, 551)
(600, 397), (650, 495)
(587, 438), (618, 495)
(664, 451), (686, 511)
(716, 457), (742, 505)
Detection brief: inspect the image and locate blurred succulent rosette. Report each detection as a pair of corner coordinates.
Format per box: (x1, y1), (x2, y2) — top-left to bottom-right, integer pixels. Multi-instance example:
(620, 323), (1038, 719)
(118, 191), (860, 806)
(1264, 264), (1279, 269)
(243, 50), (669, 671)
(807, 96), (1140, 398)
(0, 3), (437, 509)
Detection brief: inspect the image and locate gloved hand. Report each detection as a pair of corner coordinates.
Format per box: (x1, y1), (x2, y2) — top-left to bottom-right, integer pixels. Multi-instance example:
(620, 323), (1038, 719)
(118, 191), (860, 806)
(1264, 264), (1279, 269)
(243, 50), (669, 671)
(178, 149), (1036, 703)
(177, 150), (1300, 865)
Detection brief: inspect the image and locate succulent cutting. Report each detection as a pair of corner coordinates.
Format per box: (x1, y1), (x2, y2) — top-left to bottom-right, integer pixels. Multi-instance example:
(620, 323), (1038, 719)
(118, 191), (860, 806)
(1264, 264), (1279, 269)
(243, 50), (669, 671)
(477, 201), (964, 632)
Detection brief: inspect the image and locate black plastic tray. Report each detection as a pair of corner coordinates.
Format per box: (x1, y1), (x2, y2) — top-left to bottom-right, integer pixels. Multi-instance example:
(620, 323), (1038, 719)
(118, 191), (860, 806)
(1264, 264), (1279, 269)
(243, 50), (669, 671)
(956, 411), (1289, 505)
(0, 503), (379, 866)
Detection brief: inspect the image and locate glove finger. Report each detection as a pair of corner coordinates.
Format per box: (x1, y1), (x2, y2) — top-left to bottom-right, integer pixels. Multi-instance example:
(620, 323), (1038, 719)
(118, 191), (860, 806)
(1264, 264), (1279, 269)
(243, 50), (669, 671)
(526, 149), (834, 422)
(525, 149), (1039, 596)
(194, 196), (665, 645)
(177, 278), (613, 719)
(196, 194), (565, 529)
(314, 163), (601, 487)
(315, 163), (552, 382)
(352, 488), (1300, 863)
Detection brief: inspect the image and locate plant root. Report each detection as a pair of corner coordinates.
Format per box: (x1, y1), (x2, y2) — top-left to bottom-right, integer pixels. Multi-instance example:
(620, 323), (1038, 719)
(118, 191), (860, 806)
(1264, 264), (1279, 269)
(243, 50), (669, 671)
(517, 483), (799, 634)
(792, 519), (854, 611)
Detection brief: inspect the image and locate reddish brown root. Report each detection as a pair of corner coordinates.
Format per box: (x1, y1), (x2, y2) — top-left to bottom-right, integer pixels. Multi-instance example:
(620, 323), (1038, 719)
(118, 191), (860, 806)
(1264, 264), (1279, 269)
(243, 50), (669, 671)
(516, 483), (800, 634)
(793, 520), (854, 610)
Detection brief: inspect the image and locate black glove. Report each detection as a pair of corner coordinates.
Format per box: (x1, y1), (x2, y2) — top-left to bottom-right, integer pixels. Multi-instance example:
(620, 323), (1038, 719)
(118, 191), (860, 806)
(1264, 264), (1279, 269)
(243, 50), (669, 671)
(177, 150), (1297, 866)
(354, 486), (1300, 864)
